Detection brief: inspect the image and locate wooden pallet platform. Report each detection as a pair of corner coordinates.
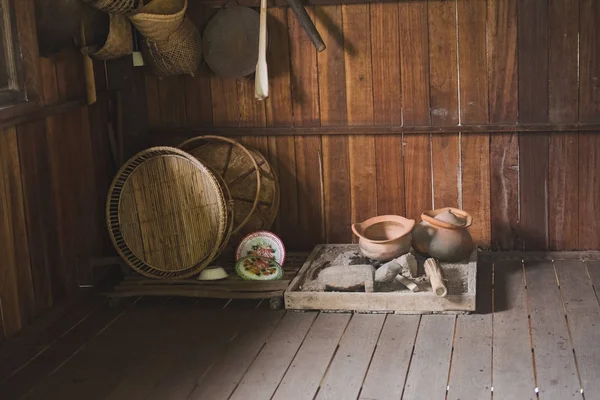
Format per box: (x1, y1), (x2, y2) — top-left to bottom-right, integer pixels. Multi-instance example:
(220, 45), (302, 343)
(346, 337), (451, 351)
(104, 252), (310, 309)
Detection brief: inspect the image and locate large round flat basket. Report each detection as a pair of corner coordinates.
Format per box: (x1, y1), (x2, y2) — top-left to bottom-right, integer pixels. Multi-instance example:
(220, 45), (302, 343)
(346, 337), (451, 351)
(107, 147), (228, 279)
(178, 136), (280, 238)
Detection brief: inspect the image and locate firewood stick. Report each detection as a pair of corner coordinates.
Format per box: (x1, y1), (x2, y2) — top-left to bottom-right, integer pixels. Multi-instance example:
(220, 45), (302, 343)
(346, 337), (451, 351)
(396, 275), (420, 292)
(424, 258), (448, 297)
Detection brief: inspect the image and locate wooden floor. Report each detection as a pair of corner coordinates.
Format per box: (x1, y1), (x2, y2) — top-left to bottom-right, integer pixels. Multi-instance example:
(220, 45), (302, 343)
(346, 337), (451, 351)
(1, 257), (600, 400)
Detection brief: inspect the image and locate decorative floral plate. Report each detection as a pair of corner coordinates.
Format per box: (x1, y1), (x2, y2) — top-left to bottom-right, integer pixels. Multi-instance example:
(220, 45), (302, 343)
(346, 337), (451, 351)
(235, 256), (284, 281)
(235, 231), (286, 266)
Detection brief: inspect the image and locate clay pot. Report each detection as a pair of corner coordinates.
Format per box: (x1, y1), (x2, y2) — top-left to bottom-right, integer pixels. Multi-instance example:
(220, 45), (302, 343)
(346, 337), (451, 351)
(351, 215), (415, 261)
(412, 208), (474, 262)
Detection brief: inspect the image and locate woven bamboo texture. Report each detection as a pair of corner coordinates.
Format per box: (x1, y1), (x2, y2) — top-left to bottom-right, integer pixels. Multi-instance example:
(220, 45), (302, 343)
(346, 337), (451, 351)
(179, 136), (280, 238)
(129, 0), (187, 41)
(85, 0), (141, 15)
(107, 147), (229, 279)
(142, 17), (202, 77)
(83, 14), (133, 61)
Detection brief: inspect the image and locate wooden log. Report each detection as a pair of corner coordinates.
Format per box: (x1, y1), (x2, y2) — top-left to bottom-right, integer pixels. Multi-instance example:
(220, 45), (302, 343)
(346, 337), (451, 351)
(424, 258), (447, 297)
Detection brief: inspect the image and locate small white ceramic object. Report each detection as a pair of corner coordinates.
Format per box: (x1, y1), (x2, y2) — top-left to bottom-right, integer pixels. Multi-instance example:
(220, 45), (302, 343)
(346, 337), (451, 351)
(236, 231), (286, 265)
(197, 266), (229, 281)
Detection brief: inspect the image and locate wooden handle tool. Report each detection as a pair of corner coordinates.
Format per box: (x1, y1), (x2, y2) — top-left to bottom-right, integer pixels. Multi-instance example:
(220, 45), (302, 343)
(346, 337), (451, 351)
(255, 0), (269, 100)
(286, 0), (326, 52)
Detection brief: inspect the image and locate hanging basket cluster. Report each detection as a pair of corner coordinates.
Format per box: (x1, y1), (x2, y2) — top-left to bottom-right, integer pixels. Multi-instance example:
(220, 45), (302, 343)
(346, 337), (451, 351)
(83, 0), (202, 76)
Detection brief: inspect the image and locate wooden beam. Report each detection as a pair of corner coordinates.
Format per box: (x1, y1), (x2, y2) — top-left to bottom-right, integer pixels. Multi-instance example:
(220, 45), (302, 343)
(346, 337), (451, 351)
(150, 122), (600, 137)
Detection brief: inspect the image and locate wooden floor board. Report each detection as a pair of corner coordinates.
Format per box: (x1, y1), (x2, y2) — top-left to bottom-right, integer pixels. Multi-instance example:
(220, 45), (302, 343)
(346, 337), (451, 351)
(556, 260), (600, 399)
(402, 315), (455, 400)
(146, 307), (256, 400)
(0, 299), (134, 400)
(104, 301), (229, 400)
(525, 261), (582, 399)
(359, 315), (420, 400)
(492, 260), (536, 400)
(229, 312), (317, 400)
(24, 298), (169, 400)
(272, 313), (351, 400)
(447, 313), (492, 400)
(187, 309), (285, 399)
(585, 261), (600, 302)
(316, 314), (385, 400)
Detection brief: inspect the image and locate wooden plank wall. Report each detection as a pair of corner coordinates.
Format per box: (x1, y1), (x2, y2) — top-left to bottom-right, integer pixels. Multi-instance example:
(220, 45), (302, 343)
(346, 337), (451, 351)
(146, 0), (600, 252)
(0, 47), (115, 339)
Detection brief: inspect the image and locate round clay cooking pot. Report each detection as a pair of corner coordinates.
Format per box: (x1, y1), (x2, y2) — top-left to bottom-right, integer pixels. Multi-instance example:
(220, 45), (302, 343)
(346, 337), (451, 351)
(412, 207), (474, 262)
(351, 215), (415, 261)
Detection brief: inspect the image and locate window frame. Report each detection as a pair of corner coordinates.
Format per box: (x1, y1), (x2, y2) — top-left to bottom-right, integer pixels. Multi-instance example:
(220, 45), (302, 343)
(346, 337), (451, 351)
(0, 0), (42, 122)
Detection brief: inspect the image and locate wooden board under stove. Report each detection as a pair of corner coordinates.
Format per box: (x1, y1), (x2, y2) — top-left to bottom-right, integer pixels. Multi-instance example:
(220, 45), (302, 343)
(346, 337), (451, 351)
(104, 252), (309, 309)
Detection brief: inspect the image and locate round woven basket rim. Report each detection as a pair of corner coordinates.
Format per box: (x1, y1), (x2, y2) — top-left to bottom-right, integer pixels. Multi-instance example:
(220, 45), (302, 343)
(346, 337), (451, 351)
(177, 135), (263, 236)
(106, 146), (228, 279)
(129, 0), (188, 23)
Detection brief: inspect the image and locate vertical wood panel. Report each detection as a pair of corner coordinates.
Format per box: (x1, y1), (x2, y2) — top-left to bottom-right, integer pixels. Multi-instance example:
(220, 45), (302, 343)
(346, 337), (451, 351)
(185, 6), (215, 126)
(458, 0), (490, 247)
(519, 133), (549, 250)
(210, 77), (239, 126)
(489, 133), (519, 250)
(488, 0), (519, 250)
(344, 4), (376, 227)
(579, 133), (600, 249)
(579, 0), (600, 122)
(316, 5), (351, 243)
(266, 8), (298, 244)
(290, 6), (323, 249)
(549, 0), (579, 123)
(158, 77), (187, 126)
(429, 0), (459, 209)
(518, 0), (549, 250)
(400, 2), (432, 221)
(371, 3), (404, 216)
(547, 0), (580, 250)
(54, 48), (84, 102)
(144, 75), (161, 129)
(16, 121), (57, 313)
(39, 57), (59, 106)
(458, 0), (489, 124)
(462, 133), (491, 246)
(0, 127), (33, 335)
(549, 134), (579, 249)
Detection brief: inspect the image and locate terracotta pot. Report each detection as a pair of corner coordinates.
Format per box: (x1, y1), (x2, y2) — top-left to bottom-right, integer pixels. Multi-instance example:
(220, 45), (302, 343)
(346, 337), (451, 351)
(412, 207), (474, 262)
(351, 215), (415, 261)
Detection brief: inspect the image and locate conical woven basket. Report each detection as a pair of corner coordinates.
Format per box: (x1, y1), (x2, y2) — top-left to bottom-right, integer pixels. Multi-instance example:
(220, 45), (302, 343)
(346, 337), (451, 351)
(83, 14), (133, 60)
(106, 147), (230, 279)
(85, 0), (142, 15)
(129, 0), (187, 41)
(142, 17), (202, 77)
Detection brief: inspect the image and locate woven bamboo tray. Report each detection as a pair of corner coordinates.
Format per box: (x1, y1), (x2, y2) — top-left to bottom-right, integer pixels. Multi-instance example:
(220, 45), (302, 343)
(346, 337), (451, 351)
(107, 147), (230, 279)
(179, 135), (280, 238)
(104, 251), (310, 309)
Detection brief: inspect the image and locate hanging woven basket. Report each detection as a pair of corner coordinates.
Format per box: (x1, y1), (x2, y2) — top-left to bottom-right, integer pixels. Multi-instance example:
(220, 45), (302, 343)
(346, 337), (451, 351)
(82, 14), (133, 60)
(142, 17), (202, 77)
(106, 147), (231, 279)
(85, 0), (142, 15)
(129, 0), (187, 41)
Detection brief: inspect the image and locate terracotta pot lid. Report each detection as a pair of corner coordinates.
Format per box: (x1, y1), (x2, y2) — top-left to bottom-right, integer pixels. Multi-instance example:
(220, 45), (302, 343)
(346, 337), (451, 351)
(434, 210), (466, 227)
(421, 207), (473, 229)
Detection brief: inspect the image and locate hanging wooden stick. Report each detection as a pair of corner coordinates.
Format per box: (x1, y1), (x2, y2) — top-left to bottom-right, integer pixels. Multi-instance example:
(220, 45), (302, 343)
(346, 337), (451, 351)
(424, 258), (448, 297)
(255, 0), (269, 100)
